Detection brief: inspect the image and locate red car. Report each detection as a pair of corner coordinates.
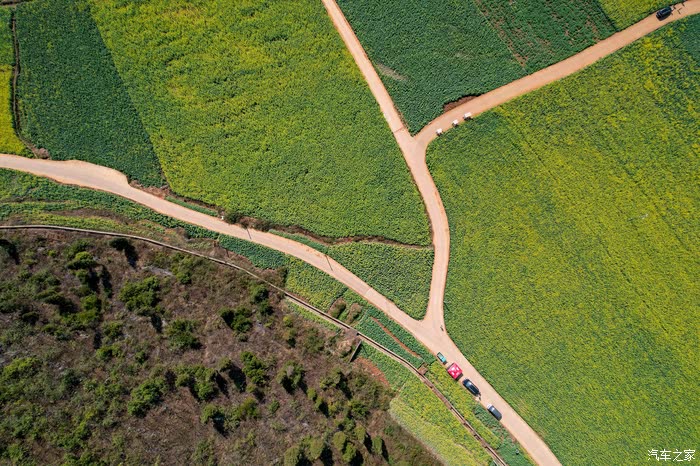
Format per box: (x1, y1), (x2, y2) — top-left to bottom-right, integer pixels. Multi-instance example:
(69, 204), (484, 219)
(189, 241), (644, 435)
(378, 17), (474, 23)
(447, 363), (462, 380)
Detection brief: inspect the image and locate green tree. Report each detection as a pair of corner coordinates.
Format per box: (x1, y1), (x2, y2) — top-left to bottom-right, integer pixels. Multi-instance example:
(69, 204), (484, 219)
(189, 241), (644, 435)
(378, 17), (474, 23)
(127, 377), (167, 417)
(166, 319), (200, 351)
(118, 276), (160, 315)
(276, 361), (304, 392)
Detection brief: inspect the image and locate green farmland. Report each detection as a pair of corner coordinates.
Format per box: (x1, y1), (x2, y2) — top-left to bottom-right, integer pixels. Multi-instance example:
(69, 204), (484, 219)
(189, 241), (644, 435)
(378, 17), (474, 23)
(427, 18), (699, 466)
(78, 0), (430, 245)
(16, 0), (163, 186)
(599, 0), (669, 28)
(337, 0), (674, 132)
(0, 8), (26, 155)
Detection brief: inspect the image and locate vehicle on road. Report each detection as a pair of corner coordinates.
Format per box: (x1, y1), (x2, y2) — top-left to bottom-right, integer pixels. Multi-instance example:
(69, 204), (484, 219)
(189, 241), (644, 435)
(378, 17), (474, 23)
(487, 404), (503, 421)
(447, 363), (462, 380)
(462, 378), (480, 396)
(436, 352), (447, 364)
(656, 6), (672, 20)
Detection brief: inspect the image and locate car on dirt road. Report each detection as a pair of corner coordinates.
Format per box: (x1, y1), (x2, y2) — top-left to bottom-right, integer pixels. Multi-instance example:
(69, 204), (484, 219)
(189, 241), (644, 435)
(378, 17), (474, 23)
(487, 404), (503, 421)
(462, 378), (480, 396)
(656, 6), (672, 20)
(447, 363), (462, 380)
(436, 352), (447, 364)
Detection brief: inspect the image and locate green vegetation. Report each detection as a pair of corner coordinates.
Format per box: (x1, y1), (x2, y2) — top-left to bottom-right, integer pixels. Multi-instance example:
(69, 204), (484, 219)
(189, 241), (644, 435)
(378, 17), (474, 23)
(391, 378), (488, 466)
(598, 0), (668, 28)
(275, 232), (433, 318)
(426, 364), (534, 466)
(355, 307), (432, 368)
(0, 232), (442, 464)
(16, 0), (162, 186)
(165, 196), (218, 217)
(86, 0), (429, 245)
(337, 0), (620, 131)
(427, 19), (700, 465)
(0, 9), (24, 155)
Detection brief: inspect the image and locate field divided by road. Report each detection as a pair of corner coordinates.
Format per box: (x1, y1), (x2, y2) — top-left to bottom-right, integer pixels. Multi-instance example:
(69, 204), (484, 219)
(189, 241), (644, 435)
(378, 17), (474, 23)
(15, 0), (163, 186)
(427, 17), (699, 465)
(338, 0), (675, 132)
(81, 0), (430, 245)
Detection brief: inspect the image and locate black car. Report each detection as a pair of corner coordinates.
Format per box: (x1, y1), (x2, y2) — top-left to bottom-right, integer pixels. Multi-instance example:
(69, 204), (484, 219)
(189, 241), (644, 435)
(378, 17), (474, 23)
(462, 378), (480, 397)
(656, 6), (672, 20)
(487, 404), (502, 421)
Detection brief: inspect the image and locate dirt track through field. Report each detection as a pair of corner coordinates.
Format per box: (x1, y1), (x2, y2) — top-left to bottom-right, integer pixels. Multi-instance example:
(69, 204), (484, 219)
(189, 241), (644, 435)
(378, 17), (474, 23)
(2, 1), (698, 464)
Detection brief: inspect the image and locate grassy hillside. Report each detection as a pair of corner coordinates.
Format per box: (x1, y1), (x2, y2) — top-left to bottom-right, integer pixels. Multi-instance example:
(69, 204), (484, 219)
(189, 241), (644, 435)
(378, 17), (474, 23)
(0, 231), (441, 465)
(15, 0), (163, 186)
(427, 18), (699, 465)
(84, 0), (429, 245)
(337, 0), (617, 131)
(0, 9), (26, 155)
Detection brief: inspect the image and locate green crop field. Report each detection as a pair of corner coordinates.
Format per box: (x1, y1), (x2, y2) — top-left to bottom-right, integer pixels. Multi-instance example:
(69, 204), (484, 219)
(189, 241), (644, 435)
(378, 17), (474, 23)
(82, 0), (429, 245)
(337, 0), (639, 132)
(274, 231), (433, 319)
(15, 0), (163, 186)
(599, 0), (669, 28)
(427, 18), (699, 465)
(0, 9), (25, 155)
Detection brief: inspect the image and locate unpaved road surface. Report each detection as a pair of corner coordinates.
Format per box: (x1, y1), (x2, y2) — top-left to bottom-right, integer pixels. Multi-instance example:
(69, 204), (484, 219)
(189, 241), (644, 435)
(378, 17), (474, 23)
(4, 2), (698, 464)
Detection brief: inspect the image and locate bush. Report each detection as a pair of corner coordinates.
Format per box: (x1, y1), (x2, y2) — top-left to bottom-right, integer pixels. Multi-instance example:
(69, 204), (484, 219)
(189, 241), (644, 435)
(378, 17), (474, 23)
(166, 319), (200, 351)
(118, 276), (160, 315)
(306, 437), (326, 462)
(372, 436), (384, 455)
(332, 431), (347, 453)
(302, 328), (324, 355)
(66, 251), (97, 270)
(240, 352), (268, 392)
(175, 365), (218, 401)
(283, 444), (303, 466)
(220, 306), (253, 339)
(127, 377), (166, 417)
(276, 361), (304, 392)
(354, 424), (367, 443)
(342, 442), (358, 463)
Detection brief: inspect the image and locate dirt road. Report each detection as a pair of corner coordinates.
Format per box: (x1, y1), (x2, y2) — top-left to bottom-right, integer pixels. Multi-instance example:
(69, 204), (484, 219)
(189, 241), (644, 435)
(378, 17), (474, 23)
(415, 0), (700, 148)
(3, 2), (697, 464)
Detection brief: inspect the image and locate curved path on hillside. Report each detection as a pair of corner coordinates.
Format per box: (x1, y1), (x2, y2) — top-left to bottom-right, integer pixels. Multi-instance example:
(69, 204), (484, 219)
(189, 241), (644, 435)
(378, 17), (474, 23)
(2, 2), (697, 464)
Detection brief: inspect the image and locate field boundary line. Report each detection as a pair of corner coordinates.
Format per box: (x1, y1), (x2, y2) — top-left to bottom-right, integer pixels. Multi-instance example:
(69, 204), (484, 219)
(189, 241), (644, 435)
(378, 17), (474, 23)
(0, 223), (507, 466)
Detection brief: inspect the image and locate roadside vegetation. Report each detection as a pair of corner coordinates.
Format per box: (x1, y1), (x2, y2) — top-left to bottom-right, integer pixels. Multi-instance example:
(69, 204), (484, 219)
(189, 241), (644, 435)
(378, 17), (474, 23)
(0, 9), (25, 155)
(598, 0), (670, 28)
(82, 0), (430, 245)
(0, 232), (442, 465)
(15, 0), (162, 186)
(427, 18), (699, 465)
(337, 0), (669, 131)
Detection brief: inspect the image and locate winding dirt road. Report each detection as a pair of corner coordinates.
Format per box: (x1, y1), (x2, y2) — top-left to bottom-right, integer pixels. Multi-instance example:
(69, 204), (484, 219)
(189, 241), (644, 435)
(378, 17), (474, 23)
(2, 2), (697, 464)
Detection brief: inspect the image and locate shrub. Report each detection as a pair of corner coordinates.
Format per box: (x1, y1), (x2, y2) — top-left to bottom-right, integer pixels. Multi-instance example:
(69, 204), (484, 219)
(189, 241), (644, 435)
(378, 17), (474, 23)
(283, 444), (303, 466)
(354, 424), (367, 443)
(240, 352), (268, 391)
(371, 436), (384, 455)
(342, 442), (358, 463)
(306, 437), (326, 462)
(66, 251), (97, 270)
(302, 328), (324, 355)
(332, 431), (347, 453)
(166, 319), (200, 351)
(276, 361), (304, 392)
(175, 365), (218, 401)
(127, 377), (166, 417)
(235, 397), (259, 421)
(220, 306), (253, 339)
(118, 276), (160, 315)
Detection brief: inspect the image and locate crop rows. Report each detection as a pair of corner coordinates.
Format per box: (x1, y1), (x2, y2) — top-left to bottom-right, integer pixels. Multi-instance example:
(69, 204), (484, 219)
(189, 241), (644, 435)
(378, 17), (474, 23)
(390, 378), (490, 466)
(275, 231), (433, 319)
(0, 9), (26, 156)
(337, 0), (664, 132)
(86, 0), (429, 245)
(15, 0), (163, 186)
(427, 19), (700, 465)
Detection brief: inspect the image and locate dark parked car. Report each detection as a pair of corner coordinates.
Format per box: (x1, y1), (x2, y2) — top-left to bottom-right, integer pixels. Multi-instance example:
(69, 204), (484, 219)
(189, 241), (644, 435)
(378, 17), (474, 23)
(656, 6), (672, 20)
(462, 378), (480, 396)
(436, 352), (447, 364)
(487, 404), (502, 421)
